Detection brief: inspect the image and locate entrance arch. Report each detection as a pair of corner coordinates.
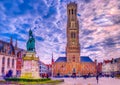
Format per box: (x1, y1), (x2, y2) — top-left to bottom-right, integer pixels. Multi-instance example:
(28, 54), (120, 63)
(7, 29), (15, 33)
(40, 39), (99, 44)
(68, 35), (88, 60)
(72, 68), (76, 77)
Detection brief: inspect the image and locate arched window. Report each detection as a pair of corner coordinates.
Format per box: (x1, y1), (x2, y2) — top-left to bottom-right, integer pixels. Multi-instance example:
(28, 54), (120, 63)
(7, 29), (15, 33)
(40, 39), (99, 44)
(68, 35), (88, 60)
(12, 59), (14, 68)
(7, 58), (10, 67)
(73, 33), (76, 38)
(1, 67), (4, 74)
(72, 9), (74, 14)
(2, 57), (5, 74)
(2, 57), (5, 65)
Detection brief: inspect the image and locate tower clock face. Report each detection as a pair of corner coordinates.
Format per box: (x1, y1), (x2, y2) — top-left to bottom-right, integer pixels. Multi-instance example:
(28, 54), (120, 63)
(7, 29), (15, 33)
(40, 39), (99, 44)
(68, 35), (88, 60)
(72, 41), (75, 45)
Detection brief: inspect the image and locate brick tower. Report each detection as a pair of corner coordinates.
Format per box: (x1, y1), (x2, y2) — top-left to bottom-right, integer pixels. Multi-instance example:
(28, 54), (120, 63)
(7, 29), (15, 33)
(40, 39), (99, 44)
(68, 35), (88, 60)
(66, 2), (80, 63)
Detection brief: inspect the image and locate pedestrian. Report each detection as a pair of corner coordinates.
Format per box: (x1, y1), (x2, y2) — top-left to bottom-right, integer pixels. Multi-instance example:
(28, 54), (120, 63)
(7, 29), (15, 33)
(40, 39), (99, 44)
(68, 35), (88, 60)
(96, 74), (99, 84)
(72, 73), (75, 79)
(72, 73), (76, 79)
(74, 73), (76, 79)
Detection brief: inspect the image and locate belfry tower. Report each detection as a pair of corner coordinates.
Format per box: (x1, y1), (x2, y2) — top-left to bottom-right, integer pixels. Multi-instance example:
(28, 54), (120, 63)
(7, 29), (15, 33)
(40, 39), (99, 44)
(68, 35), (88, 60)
(66, 2), (80, 63)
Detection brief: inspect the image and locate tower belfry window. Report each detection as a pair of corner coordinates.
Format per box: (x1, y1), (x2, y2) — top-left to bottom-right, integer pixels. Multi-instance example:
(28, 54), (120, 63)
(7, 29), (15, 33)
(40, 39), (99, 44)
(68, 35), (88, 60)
(72, 9), (74, 14)
(71, 32), (76, 38)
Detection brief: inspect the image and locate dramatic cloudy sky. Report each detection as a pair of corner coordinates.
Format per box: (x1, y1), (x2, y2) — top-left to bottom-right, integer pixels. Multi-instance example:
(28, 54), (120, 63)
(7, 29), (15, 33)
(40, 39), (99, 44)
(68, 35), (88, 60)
(0, 0), (120, 64)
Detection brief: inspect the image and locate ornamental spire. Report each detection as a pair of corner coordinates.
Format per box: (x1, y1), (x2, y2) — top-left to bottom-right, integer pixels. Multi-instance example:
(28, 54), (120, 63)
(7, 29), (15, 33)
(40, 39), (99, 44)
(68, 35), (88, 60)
(15, 38), (17, 50)
(10, 36), (13, 45)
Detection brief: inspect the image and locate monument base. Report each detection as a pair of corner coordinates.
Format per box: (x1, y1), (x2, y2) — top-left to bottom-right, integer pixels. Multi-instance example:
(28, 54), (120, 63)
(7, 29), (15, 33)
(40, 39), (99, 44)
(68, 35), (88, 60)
(20, 52), (40, 79)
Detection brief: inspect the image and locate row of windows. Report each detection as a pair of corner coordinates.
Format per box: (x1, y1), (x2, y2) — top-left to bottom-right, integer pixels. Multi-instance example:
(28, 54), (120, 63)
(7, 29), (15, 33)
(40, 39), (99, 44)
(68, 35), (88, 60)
(40, 66), (48, 70)
(69, 9), (76, 15)
(1, 57), (15, 74)
(40, 70), (48, 73)
(2, 57), (15, 68)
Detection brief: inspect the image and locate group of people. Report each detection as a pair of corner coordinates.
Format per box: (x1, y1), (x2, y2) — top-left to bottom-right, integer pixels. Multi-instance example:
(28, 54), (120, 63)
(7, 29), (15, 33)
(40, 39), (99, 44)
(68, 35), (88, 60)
(72, 73), (99, 84)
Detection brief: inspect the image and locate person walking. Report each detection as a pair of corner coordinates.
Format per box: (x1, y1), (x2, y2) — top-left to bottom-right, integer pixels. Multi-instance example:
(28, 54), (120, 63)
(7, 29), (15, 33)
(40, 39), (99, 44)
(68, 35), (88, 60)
(96, 74), (99, 84)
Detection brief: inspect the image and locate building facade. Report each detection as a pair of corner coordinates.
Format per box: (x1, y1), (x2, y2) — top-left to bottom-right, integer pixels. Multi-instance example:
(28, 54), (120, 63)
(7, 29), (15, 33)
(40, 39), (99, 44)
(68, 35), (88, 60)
(0, 38), (26, 78)
(102, 60), (112, 75)
(47, 64), (52, 77)
(97, 62), (103, 74)
(0, 38), (17, 77)
(39, 61), (48, 77)
(53, 2), (96, 77)
(102, 58), (120, 76)
(16, 49), (26, 77)
(115, 58), (120, 73)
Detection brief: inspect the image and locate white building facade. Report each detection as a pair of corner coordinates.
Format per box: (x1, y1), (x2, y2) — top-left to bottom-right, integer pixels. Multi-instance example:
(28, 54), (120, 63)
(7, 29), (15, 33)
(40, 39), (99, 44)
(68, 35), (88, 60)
(0, 54), (16, 77)
(0, 38), (25, 78)
(102, 62), (112, 75)
(0, 38), (17, 77)
(39, 61), (48, 77)
(102, 59), (120, 75)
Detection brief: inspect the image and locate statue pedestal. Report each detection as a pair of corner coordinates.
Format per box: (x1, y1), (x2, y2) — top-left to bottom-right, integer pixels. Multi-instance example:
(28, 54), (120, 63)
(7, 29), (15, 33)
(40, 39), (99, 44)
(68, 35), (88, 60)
(20, 52), (40, 79)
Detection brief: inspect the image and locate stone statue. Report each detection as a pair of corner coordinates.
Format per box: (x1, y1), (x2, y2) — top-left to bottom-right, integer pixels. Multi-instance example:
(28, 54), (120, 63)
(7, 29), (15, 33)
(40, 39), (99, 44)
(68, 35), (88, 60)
(27, 29), (35, 52)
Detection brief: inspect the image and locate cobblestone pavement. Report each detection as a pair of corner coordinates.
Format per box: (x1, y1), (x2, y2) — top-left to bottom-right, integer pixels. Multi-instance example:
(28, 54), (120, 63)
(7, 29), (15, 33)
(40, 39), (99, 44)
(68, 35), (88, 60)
(52, 77), (120, 85)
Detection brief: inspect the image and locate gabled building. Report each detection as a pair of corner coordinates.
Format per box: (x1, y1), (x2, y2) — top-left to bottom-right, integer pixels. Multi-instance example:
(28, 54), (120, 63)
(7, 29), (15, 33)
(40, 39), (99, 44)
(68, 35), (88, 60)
(113, 58), (120, 73)
(16, 48), (26, 77)
(53, 2), (96, 77)
(102, 60), (112, 75)
(102, 58), (120, 76)
(54, 56), (96, 76)
(0, 37), (26, 78)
